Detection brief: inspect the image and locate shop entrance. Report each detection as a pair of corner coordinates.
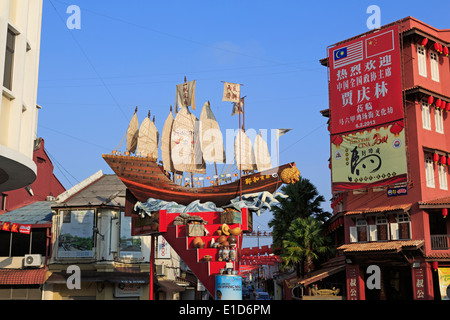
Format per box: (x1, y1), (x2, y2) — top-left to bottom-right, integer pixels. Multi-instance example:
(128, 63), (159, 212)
(365, 266), (413, 300)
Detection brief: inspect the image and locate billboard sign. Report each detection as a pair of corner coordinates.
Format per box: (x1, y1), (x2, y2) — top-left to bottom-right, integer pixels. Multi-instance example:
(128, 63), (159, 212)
(331, 122), (407, 191)
(328, 25), (403, 135)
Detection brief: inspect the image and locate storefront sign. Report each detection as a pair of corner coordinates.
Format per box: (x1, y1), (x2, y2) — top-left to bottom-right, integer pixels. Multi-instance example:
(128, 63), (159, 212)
(438, 268), (450, 300)
(412, 267), (426, 299)
(157, 235), (171, 258)
(346, 265), (361, 300)
(331, 123), (407, 191)
(387, 185), (408, 197)
(215, 275), (242, 300)
(328, 25), (403, 135)
(0, 221), (32, 234)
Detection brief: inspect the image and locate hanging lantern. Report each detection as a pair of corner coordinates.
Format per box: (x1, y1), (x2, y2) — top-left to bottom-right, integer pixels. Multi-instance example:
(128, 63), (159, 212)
(444, 46), (449, 56)
(436, 98), (442, 109)
(421, 38), (428, 47)
(434, 153), (440, 163)
(432, 261), (439, 271)
(332, 135), (343, 148)
(428, 95), (434, 105)
(441, 155), (447, 166)
(443, 208), (448, 219)
(390, 121), (404, 136)
(445, 102), (450, 112)
(434, 42), (440, 52)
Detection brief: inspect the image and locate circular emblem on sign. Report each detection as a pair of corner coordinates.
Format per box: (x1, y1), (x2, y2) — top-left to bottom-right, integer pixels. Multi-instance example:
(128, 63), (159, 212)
(335, 151), (343, 160)
(392, 139), (402, 149)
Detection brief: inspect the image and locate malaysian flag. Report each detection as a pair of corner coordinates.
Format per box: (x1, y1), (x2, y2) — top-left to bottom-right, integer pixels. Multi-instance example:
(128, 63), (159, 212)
(333, 41), (363, 69)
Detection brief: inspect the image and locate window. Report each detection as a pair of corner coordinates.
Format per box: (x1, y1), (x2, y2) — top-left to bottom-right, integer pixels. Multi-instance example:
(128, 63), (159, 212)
(435, 108), (444, 133)
(430, 51), (440, 82)
(425, 156), (435, 188)
(356, 218), (368, 242)
(396, 213), (411, 240)
(376, 215), (389, 241)
(3, 28), (15, 90)
(439, 163), (448, 190)
(421, 102), (431, 130)
(417, 46), (427, 77)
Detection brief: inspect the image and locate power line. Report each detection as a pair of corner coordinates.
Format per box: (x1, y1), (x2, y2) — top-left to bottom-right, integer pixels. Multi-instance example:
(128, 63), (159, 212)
(47, 0), (129, 122)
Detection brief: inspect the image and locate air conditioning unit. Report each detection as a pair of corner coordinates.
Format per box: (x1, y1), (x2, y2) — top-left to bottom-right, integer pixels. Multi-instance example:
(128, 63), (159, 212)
(24, 254), (42, 267)
(155, 264), (166, 276)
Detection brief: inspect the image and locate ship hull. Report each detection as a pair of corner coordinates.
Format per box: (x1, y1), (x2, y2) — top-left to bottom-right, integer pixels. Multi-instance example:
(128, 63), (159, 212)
(102, 154), (294, 207)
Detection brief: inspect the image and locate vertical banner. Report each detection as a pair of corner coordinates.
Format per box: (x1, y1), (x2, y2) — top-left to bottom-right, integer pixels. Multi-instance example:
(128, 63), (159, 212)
(438, 268), (450, 300)
(157, 235), (171, 258)
(328, 25), (403, 135)
(346, 265), (362, 300)
(331, 121), (407, 190)
(412, 267), (426, 300)
(176, 80), (196, 109)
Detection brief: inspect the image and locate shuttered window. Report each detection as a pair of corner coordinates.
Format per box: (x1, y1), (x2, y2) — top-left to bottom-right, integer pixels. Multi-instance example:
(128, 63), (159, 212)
(417, 46), (427, 77)
(430, 51), (440, 82)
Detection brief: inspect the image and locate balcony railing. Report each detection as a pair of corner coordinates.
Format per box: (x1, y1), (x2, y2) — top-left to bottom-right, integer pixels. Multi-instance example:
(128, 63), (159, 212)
(430, 234), (450, 250)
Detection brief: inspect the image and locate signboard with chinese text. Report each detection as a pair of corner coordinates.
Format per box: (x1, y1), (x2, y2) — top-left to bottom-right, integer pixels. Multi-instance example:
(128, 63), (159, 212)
(328, 25), (403, 135)
(331, 122), (407, 191)
(412, 267), (427, 300)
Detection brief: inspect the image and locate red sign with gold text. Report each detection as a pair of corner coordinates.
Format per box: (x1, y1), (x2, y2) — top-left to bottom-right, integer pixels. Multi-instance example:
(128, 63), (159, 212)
(328, 25), (403, 135)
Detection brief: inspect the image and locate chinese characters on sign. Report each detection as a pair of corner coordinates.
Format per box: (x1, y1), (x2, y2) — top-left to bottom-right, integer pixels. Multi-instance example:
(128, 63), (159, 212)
(329, 26), (403, 135)
(346, 265), (360, 300)
(412, 267), (426, 300)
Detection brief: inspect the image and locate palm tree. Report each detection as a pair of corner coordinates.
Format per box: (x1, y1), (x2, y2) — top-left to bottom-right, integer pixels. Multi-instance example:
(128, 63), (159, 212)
(269, 177), (330, 250)
(281, 217), (334, 277)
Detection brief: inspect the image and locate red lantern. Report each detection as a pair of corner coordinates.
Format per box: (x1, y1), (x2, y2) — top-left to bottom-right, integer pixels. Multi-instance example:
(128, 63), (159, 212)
(447, 157), (450, 166)
(436, 98), (442, 109)
(434, 153), (440, 163)
(441, 155), (447, 165)
(428, 96), (434, 105)
(445, 102), (450, 112)
(444, 46), (449, 56)
(443, 208), (448, 219)
(434, 42), (440, 52)
(432, 261), (439, 271)
(421, 38), (428, 47)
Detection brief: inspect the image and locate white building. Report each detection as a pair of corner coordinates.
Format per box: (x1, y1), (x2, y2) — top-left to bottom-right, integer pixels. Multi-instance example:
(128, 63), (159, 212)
(0, 0), (43, 192)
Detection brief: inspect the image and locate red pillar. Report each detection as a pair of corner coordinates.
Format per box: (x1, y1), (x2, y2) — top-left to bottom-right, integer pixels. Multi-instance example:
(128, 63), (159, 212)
(149, 234), (155, 300)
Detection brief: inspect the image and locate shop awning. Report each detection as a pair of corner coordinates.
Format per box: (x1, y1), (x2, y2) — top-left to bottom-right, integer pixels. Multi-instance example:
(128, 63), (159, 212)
(345, 203), (412, 216)
(0, 268), (48, 285)
(338, 240), (424, 254)
(157, 280), (185, 292)
(46, 270), (150, 284)
(298, 265), (346, 286)
(419, 196), (450, 209)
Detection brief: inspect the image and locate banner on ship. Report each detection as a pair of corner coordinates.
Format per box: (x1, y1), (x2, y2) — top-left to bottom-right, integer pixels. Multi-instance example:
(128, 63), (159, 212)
(331, 121), (407, 191)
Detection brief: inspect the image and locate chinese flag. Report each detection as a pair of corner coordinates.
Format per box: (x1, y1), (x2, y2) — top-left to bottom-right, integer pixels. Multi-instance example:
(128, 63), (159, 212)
(365, 29), (395, 58)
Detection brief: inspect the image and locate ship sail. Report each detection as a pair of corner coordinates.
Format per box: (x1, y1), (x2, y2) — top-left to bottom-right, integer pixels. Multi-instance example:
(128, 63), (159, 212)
(171, 107), (206, 174)
(161, 108), (175, 173)
(254, 132), (272, 171)
(199, 101), (226, 164)
(235, 129), (256, 171)
(126, 109), (139, 153)
(136, 112), (159, 158)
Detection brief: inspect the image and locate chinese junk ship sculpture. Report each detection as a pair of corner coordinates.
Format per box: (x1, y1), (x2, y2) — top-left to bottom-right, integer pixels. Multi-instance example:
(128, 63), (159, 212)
(102, 80), (299, 207)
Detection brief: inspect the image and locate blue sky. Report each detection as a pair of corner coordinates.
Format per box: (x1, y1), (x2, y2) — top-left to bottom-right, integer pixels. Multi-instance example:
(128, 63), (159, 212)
(36, 0), (450, 247)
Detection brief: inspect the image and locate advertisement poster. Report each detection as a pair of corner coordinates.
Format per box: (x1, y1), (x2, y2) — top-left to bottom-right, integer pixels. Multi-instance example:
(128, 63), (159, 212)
(120, 212), (142, 259)
(58, 210), (95, 258)
(215, 275), (242, 300)
(331, 122), (407, 191)
(328, 25), (403, 135)
(438, 268), (450, 300)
